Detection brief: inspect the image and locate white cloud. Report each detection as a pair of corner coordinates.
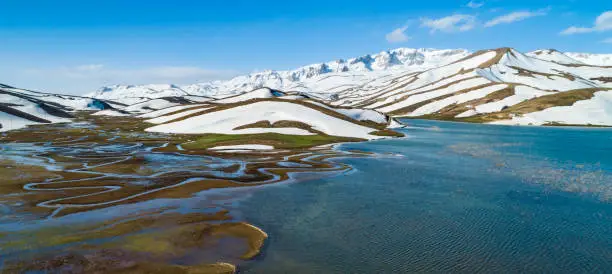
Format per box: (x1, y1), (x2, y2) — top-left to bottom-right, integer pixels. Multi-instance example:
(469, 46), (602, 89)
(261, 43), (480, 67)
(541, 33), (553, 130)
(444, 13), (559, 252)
(386, 26), (410, 43)
(75, 64), (104, 72)
(421, 14), (477, 33)
(466, 1), (484, 9)
(603, 37), (612, 44)
(561, 11), (612, 35)
(485, 9), (549, 27)
(18, 65), (238, 95)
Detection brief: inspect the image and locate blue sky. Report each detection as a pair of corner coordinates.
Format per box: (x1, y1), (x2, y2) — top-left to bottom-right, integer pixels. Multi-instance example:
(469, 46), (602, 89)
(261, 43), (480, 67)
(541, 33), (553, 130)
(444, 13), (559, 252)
(1, 0), (611, 94)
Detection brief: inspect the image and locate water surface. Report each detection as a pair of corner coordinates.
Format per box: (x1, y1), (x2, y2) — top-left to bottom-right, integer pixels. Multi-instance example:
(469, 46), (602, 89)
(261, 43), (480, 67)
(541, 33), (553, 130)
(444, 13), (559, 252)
(238, 120), (612, 273)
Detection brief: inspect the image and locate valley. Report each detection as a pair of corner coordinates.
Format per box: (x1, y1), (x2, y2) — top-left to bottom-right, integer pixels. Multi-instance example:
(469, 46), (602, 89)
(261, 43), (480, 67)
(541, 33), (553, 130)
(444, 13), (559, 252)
(1, 46), (612, 273)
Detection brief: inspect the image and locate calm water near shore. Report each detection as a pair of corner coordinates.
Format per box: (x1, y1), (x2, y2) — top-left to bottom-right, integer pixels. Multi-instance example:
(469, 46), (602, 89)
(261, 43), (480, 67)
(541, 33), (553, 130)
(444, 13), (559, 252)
(237, 119), (612, 273)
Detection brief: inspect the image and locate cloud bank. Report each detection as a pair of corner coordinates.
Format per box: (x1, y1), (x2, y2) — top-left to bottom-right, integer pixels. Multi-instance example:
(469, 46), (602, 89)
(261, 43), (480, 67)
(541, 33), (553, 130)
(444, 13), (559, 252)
(562, 11), (612, 35)
(485, 9), (549, 27)
(421, 14), (477, 33)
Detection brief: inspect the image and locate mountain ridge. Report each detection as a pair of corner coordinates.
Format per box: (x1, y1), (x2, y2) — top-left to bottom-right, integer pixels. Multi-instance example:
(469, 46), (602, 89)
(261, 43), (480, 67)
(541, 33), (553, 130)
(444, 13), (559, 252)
(3, 46), (612, 131)
(89, 48), (471, 100)
(90, 47), (612, 102)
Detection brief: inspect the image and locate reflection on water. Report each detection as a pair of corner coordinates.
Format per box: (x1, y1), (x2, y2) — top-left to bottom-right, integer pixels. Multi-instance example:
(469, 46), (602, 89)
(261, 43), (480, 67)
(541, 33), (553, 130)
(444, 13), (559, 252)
(238, 120), (612, 273)
(0, 120), (399, 272)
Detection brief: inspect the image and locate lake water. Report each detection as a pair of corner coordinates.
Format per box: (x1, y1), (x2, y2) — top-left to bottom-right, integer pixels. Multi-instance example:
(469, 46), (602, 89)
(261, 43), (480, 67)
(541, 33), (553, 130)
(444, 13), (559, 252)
(237, 120), (612, 273)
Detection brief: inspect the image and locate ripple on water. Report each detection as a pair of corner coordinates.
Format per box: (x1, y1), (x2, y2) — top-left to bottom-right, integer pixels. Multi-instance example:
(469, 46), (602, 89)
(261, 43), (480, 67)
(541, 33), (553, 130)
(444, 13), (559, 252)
(238, 121), (612, 273)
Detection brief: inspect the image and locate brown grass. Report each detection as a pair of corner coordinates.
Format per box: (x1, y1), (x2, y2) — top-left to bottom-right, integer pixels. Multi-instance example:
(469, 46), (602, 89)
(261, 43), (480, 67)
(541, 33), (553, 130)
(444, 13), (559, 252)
(154, 98), (388, 130)
(409, 88), (610, 124)
(502, 88), (599, 114)
(591, 77), (612, 83)
(369, 129), (405, 137)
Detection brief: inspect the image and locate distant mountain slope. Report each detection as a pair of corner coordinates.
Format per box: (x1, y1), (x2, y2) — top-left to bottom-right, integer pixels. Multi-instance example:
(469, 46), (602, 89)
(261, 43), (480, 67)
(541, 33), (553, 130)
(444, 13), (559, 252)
(6, 46), (612, 130)
(90, 84), (190, 105)
(0, 84), (113, 132)
(526, 49), (585, 65)
(90, 48), (471, 103)
(564, 52), (612, 67)
(90, 48), (612, 106)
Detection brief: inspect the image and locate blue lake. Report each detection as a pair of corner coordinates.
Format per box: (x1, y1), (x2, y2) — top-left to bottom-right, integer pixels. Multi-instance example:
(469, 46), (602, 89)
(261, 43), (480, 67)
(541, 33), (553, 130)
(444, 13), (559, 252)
(237, 120), (612, 273)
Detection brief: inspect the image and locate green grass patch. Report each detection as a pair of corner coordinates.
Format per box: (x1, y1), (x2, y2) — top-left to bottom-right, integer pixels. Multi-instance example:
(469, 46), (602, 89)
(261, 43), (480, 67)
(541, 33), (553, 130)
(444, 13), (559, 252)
(181, 133), (363, 150)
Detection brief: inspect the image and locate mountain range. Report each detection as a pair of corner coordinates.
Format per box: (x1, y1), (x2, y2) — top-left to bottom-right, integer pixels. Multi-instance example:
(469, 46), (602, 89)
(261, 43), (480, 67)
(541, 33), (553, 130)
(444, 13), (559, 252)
(89, 48), (611, 102)
(2, 47), (612, 134)
(88, 48), (472, 102)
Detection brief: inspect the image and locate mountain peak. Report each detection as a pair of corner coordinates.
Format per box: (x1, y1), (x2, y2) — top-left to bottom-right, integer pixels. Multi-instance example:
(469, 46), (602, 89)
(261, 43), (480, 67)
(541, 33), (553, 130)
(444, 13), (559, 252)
(89, 47), (611, 103)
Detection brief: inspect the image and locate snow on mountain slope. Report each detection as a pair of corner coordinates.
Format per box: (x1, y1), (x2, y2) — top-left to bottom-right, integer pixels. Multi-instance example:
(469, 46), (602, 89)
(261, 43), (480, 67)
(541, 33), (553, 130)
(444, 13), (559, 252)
(527, 49), (584, 65)
(407, 84), (509, 117)
(305, 100), (387, 123)
(492, 90), (612, 126)
(0, 111), (43, 132)
(528, 50), (612, 67)
(308, 48), (612, 122)
(137, 104), (211, 119)
(89, 84), (189, 104)
(92, 109), (130, 117)
(144, 106), (213, 124)
(324, 50), (501, 114)
(92, 48), (470, 104)
(214, 88), (286, 104)
(122, 98), (183, 114)
(564, 53), (612, 67)
(23, 46), (612, 128)
(90, 48), (611, 109)
(0, 84), (112, 132)
(477, 49), (596, 91)
(145, 100), (387, 139)
(456, 85), (553, 118)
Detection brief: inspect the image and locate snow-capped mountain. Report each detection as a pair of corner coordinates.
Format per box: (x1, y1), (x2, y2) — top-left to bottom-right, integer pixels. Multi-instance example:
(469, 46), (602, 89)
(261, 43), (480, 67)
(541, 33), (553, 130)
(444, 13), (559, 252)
(0, 84), (112, 132)
(564, 52), (612, 67)
(90, 48), (471, 102)
(527, 49), (612, 67)
(90, 84), (191, 105)
(90, 47), (612, 105)
(5, 46), (612, 131)
(526, 49), (586, 65)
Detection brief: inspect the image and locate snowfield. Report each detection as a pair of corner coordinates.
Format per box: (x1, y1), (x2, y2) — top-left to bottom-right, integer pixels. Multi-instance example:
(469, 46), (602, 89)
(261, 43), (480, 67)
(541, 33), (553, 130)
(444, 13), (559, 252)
(306, 101), (388, 123)
(377, 77), (492, 113)
(90, 48), (472, 104)
(214, 88), (284, 104)
(527, 49), (585, 65)
(209, 144), (275, 150)
(492, 91), (612, 126)
(1, 85), (106, 131)
(0, 111), (42, 132)
(145, 107), (211, 124)
(456, 86), (553, 118)
(565, 53), (612, 67)
(122, 98), (182, 114)
(408, 84), (508, 117)
(146, 101), (385, 139)
(92, 109), (130, 117)
(137, 104), (210, 119)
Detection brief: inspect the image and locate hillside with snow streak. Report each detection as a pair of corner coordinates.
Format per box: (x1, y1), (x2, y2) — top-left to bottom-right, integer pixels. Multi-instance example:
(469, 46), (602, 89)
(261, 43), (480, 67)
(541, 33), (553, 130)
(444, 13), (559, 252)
(5, 46), (612, 130)
(0, 84), (113, 132)
(89, 48), (472, 103)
